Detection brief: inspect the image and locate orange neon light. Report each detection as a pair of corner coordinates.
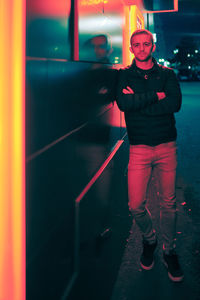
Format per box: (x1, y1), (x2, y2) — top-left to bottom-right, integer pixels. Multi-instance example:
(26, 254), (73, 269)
(123, 5), (144, 66)
(123, 6), (130, 67)
(0, 0), (26, 299)
(80, 0), (108, 5)
(143, 0), (178, 13)
(120, 5), (144, 128)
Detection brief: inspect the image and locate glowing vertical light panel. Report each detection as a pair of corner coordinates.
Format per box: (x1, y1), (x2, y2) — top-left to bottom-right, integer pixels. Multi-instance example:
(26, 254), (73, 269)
(123, 6), (131, 67)
(0, 0), (26, 299)
(123, 5), (144, 66)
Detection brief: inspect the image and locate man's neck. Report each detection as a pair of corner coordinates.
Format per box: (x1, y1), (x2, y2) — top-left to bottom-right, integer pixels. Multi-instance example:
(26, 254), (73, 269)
(135, 58), (154, 70)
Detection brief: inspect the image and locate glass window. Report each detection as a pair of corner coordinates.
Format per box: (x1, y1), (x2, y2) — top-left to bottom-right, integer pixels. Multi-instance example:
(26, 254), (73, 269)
(78, 0), (123, 64)
(26, 0), (71, 59)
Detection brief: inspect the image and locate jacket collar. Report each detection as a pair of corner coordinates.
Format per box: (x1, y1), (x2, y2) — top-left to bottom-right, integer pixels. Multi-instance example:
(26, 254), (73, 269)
(130, 57), (160, 73)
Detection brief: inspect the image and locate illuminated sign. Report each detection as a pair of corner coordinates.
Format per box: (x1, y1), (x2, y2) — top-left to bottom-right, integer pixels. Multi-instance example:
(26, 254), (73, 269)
(137, 16), (142, 29)
(81, 0), (108, 6)
(123, 5), (144, 66)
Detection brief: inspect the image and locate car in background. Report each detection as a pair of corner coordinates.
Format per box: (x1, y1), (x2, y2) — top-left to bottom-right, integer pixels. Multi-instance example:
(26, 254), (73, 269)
(193, 71), (200, 81)
(177, 69), (193, 81)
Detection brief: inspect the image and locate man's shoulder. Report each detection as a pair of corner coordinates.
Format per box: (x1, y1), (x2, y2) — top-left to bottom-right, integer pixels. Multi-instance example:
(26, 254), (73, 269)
(119, 64), (132, 71)
(157, 63), (174, 73)
(157, 64), (178, 80)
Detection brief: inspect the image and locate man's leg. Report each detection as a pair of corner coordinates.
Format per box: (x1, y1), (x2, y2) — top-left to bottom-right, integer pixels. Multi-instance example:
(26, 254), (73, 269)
(155, 141), (184, 281)
(155, 142), (177, 252)
(128, 145), (156, 243)
(128, 145), (157, 270)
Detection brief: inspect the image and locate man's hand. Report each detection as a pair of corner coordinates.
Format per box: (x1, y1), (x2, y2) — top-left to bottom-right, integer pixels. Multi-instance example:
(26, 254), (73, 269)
(123, 86), (134, 94)
(98, 86), (108, 94)
(157, 92), (166, 100)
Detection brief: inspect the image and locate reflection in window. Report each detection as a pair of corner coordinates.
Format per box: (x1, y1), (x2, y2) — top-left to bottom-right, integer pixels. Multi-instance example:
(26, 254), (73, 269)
(78, 0), (123, 64)
(82, 34), (113, 63)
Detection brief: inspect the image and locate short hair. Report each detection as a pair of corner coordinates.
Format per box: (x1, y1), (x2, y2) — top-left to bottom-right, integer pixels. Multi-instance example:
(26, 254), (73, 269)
(89, 34), (112, 51)
(130, 29), (154, 46)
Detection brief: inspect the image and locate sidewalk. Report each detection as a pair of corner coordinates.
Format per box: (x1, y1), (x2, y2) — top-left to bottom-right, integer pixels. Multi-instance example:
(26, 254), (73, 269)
(111, 82), (200, 300)
(111, 172), (200, 300)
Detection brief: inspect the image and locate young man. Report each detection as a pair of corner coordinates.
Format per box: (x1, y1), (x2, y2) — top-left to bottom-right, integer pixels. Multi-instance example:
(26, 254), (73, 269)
(116, 29), (183, 282)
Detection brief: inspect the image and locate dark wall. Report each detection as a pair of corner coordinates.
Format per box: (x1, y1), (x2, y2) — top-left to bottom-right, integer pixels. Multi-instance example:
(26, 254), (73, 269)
(26, 57), (130, 300)
(26, 59), (118, 155)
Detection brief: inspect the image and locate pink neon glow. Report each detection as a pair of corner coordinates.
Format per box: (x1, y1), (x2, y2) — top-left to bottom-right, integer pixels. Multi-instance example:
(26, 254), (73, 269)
(27, 0), (71, 17)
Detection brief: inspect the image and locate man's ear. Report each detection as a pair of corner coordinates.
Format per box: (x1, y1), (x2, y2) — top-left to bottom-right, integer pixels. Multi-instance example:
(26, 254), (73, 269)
(152, 43), (156, 53)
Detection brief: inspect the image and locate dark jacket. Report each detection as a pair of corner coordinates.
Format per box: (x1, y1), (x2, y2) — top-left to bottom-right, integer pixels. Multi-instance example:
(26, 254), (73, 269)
(115, 58), (182, 146)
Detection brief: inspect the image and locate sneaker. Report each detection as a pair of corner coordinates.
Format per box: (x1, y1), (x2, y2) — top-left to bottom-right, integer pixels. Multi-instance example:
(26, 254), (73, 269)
(140, 239), (157, 270)
(163, 250), (184, 282)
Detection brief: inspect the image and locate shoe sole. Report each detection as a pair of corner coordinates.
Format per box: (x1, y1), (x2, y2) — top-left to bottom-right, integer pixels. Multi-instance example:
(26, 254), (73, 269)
(140, 260), (154, 270)
(163, 261), (184, 282)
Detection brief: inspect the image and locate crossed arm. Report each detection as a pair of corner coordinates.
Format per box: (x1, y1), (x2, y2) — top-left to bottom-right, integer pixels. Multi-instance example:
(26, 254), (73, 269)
(123, 85), (166, 100)
(116, 70), (182, 115)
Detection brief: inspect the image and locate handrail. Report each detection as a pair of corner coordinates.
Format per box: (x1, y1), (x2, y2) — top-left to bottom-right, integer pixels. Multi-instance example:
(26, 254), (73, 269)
(75, 136), (126, 204)
(26, 103), (113, 163)
(26, 132), (127, 269)
(64, 132), (127, 300)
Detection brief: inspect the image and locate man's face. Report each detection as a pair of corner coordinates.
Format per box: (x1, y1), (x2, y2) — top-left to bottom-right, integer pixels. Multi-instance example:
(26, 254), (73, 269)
(130, 33), (155, 62)
(91, 36), (108, 60)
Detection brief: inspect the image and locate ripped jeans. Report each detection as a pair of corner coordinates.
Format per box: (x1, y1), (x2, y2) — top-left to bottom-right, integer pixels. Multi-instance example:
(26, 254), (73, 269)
(128, 141), (177, 253)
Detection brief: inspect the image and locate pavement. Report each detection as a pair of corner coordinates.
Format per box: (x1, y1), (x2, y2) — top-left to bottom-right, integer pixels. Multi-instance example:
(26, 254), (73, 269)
(110, 82), (200, 300)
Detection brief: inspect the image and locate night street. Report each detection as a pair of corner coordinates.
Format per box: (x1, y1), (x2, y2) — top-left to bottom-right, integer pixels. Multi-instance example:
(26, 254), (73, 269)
(111, 81), (200, 300)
